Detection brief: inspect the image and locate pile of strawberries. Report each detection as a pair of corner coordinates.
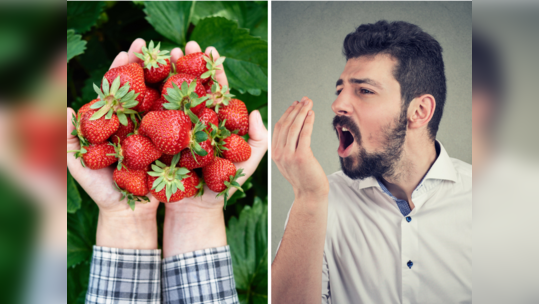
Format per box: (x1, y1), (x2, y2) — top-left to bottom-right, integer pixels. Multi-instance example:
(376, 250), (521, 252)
(69, 41), (251, 209)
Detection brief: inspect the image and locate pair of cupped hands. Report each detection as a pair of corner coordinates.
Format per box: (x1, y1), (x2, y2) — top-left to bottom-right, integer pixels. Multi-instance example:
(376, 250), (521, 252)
(67, 39), (268, 255)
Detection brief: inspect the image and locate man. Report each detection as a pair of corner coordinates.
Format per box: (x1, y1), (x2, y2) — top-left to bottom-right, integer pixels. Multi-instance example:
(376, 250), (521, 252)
(272, 21), (472, 303)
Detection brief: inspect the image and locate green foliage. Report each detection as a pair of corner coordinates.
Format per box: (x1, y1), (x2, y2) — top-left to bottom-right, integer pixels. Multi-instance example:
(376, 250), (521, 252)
(67, 1), (106, 34)
(191, 17), (268, 95)
(67, 2), (268, 303)
(67, 169), (82, 213)
(67, 30), (87, 63)
(227, 197), (268, 304)
(144, 1), (194, 47)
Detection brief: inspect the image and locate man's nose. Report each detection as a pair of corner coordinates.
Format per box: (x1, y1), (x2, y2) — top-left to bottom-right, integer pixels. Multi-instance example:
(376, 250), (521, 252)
(332, 90), (353, 115)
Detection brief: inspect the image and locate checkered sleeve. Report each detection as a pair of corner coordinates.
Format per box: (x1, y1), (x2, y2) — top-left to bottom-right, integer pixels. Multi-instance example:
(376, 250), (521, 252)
(162, 246), (239, 304)
(86, 246), (162, 304)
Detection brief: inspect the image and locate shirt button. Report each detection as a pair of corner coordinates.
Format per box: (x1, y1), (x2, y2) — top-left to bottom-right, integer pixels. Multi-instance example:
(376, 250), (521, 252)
(407, 260), (413, 269)
(406, 216), (412, 222)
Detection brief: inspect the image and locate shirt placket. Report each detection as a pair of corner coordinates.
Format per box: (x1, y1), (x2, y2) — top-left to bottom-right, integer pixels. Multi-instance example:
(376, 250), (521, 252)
(401, 195), (421, 304)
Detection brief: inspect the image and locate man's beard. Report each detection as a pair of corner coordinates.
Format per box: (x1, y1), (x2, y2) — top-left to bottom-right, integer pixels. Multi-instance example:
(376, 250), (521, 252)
(333, 110), (407, 180)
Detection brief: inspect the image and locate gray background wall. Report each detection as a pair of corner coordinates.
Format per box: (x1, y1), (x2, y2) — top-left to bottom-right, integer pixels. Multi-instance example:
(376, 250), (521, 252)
(271, 1), (472, 259)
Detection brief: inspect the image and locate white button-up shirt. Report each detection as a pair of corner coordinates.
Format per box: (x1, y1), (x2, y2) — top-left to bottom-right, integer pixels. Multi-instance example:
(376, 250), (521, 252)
(280, 141), (472, 303)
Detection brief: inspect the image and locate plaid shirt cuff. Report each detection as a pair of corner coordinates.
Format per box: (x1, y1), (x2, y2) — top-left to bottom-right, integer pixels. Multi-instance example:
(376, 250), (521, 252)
(86, 246), (162, 304)
(162, 246), (239, 304)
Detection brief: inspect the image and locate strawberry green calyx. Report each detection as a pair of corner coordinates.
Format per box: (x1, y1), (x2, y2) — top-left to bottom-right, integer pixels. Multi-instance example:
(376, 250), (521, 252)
(211, 120), (232, 156)
(90, 76), (140, 126)
(187, 120), (210, 160)
(114, 181), (150, 211)
(195, 178), (205, 197)
(163, 81), (208, 112)
(148, 155), (190, 202)
(207, 83), (234, 113)
(108, 139), (125, 171)
(134, 40), (170, 70)
(201, 52), (226, 80)
(66, 145), (88, 168)
(71, 113), (89, 147)
(218, 168), (245, 209)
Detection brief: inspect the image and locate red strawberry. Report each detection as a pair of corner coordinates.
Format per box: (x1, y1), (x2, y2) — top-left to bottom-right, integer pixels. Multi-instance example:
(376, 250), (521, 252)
(147, 154), (201, 203)
(180, 139), (215, 170)
(218, 99), (249, 136)
(77, 99), (100, 117)
(149, 96), (168, 112)
(140, 110), (191, 155)
(113, 167), (150, 196)
(136, 86), (160, 113)
(221, 134), (251, 163)
(80, 109), (120, 144)
(103, 63), (146, 106)
(161, 73), (207, 115)
(81, 143), (117, 170)
(71, 99), (100, 146)
(159, 154), (175, 166)
(134, 41), (171, 84)
(203, 158), (237, 193)
(176, 52), (225, 84)
(196, 108), (219, 132)
(111, 116), (139, 145)
(113, 167), (151, 210)
(116, 134), (162, 170)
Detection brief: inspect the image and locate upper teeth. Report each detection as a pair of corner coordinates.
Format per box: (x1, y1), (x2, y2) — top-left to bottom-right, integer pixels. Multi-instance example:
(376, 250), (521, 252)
(342, 127), (349, 132)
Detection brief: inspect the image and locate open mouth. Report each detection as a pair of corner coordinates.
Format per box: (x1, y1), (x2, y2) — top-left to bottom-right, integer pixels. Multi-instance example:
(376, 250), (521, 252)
(337, 125), (355, 157)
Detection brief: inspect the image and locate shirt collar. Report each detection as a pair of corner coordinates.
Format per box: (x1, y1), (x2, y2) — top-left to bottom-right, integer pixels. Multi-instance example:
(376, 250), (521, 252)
(357, 140), (458, 190)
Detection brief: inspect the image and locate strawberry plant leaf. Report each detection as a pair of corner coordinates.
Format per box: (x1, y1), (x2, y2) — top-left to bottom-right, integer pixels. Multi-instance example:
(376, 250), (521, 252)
(192, 1), (268, 41)
(143, 1), (194, 46)
(67, 169), (82, 213)
(68, 230), (91, 268)
(67, 30), (87, 63)
(67, 1), (106, 34)
(226, 197), (268, 303)
(190, 17), (268, 95)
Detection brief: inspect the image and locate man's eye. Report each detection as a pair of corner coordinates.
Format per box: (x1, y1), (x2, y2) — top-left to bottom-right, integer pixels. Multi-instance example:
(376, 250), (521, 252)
(359, 88), (374, 94)
(335, 89), (342, 96)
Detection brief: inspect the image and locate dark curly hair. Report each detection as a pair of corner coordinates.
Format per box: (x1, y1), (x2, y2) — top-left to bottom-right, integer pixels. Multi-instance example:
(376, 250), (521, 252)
(343, 20), (446, 140)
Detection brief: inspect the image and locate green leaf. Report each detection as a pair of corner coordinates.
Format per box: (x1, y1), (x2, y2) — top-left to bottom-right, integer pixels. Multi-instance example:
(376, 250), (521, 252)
(67, 1), (106, 34)
(192, 1), (268, 41)
(190, 17), (268, 94)
(143, 1), (194, 46)
(231, 89), (268, 112)
(226, 197), (268, 303)
(67, 30), (87, 63)
(68, 230), (92, 268)
(67, 169), (82, 213)
(195, 131), (208, 143)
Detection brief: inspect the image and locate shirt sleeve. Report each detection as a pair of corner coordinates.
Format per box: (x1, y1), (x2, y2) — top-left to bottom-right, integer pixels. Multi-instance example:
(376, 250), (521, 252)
(161, 246), (239, 304)
(86, 246), (162, 304)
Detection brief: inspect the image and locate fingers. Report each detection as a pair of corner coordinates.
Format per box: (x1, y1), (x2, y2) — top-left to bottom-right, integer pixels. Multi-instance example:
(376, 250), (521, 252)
(205, 46), (229, 89)
(127, 38), (147, 64)
(297, 110), (315, 151)
(185, 41), (202, 55)
(272, 101), (297, 152)
(109, 52), (129, 70)
(233, 110), (268, 186)
(278, 97), (307, 150)
(285, 98), (313, 153)
(170, 47), (184, 67)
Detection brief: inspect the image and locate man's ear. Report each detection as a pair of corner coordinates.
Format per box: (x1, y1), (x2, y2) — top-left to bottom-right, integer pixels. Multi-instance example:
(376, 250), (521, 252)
(408, 94), (436, 130)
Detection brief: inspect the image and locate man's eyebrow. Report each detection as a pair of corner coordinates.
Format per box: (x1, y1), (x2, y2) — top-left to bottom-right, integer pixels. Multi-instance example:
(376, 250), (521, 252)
(336, 78), (383, 89)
